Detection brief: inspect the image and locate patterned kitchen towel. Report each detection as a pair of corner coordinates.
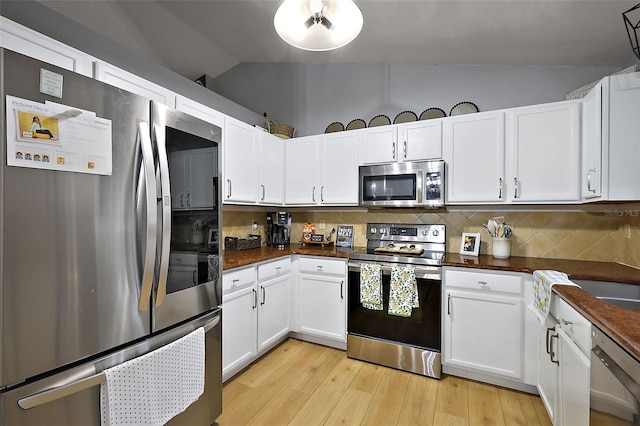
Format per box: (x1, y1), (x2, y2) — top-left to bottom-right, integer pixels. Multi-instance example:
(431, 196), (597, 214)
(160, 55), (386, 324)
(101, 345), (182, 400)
(208, 254), (220, 282)
(360, 263), (383, 310)
(532, 270), (579, 323)
(388, 265), (419, 317)
(100, 327), (205, 426)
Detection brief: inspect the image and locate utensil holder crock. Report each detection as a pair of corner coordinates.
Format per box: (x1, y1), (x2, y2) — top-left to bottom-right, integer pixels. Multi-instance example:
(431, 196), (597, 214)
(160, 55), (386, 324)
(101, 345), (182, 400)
(492, 237), (511, 259)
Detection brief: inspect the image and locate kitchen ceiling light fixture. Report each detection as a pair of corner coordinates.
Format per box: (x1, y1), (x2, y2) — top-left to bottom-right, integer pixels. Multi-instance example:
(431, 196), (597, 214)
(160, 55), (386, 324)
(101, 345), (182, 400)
(274, 0), (363, 51)
(623, 3), (640, 60)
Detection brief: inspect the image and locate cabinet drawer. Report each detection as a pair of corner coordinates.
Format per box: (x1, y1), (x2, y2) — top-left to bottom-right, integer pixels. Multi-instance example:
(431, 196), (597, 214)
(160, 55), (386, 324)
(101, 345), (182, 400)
(223, 266), (256, 293)
(298, 257), (346, 276)
(257, 258), (291, 281)
(556, 297), (591, 356)
(169, 252), (198, 266)
(445, 269), (523, 295)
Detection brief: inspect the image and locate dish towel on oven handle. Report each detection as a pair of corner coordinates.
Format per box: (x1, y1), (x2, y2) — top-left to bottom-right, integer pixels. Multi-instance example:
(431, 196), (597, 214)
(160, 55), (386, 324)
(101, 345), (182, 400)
(388, 265), (419, 317)
(100, 327), (205, 426)
(532, 270), (579, 323)
(360, 263), (383, 310)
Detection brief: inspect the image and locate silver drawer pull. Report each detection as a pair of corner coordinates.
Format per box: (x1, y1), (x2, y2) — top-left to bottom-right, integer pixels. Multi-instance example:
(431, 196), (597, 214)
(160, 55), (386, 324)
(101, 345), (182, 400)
(478, 281), (488, 285)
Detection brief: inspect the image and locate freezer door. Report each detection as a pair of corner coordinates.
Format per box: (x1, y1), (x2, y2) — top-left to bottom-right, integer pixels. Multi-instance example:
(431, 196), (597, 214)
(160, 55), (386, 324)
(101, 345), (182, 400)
(0, 50), (153, 387)
(1, 310), (222, 426)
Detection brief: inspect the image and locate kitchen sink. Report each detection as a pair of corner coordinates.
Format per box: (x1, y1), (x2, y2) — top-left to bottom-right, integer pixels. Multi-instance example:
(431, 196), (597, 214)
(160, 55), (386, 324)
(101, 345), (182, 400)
(575, 280), (640, 312)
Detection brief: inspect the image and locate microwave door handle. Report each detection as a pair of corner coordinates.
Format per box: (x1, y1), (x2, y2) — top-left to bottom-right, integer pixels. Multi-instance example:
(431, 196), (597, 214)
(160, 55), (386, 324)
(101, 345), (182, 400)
(152, 124), (171, 307)
(137, 122), (157, 312)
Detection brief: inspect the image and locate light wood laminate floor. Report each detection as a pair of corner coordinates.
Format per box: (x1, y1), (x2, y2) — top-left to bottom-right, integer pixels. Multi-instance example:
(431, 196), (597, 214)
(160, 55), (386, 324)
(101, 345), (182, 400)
(216, 338), (553, 426)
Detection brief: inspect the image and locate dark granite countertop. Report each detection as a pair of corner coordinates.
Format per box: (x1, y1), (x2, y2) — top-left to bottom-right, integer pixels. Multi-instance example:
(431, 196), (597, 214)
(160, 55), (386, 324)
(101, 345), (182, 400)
(443, 254), (640, 361)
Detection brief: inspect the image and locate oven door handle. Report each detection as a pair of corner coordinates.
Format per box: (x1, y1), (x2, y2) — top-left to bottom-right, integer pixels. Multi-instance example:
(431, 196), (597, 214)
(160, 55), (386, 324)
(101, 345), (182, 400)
(348, 262), (441, 280)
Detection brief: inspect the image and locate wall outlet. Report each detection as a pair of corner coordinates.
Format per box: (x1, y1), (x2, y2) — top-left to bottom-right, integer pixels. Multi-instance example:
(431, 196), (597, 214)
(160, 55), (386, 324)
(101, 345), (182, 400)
(252, 221), (258, 230)
(624, 223), (632, 239)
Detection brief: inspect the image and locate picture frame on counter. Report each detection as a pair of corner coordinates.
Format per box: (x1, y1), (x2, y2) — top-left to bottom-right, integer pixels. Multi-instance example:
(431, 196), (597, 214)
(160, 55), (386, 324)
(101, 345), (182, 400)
(460, 232), (480, 256)
(336, 225), (354, 248)
(207, 228), (218, 246)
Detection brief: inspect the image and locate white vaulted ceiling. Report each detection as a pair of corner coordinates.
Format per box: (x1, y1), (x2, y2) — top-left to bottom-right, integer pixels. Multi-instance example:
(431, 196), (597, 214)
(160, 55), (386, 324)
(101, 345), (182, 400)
(36, 0), (638, 81)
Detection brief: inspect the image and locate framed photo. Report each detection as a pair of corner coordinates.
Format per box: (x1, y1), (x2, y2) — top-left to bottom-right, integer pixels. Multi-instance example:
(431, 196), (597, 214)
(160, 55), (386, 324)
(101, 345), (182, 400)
(336, 225), (354, 248)
(460, 232), (481, 256)
(207, 229), (218, 245)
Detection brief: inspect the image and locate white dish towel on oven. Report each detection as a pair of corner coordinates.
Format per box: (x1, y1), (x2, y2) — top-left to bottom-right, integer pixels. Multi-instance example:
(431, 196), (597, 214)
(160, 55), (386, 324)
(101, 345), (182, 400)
(100, 327), (205, 426)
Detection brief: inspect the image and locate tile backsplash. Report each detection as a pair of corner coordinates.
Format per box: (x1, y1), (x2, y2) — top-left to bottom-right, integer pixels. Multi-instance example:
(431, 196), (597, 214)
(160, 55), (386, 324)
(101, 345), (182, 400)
(222, 208), (640, 268)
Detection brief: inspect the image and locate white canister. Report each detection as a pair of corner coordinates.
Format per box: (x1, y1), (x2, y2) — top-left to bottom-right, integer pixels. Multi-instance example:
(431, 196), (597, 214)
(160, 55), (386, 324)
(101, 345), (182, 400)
(492, 237), (511, 259)
(192, 231), (205, 245)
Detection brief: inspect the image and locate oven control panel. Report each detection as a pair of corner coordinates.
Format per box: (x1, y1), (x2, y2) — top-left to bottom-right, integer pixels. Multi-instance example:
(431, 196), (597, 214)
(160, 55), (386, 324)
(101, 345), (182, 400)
(367, 223), (445, 244)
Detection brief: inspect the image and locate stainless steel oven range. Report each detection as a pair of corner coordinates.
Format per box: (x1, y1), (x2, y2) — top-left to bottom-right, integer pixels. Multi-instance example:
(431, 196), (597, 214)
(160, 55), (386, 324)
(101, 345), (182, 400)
(347, 223), (445, 379)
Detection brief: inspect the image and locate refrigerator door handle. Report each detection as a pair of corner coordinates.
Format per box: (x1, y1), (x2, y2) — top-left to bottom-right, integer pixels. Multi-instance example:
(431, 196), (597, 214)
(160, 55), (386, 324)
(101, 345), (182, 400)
(138, 122), (158, 312)
(152, 123), (171, 307)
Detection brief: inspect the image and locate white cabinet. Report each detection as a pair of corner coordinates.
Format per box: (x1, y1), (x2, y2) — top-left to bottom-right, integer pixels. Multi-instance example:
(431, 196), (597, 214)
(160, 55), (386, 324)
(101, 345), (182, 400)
(169, 148), (217, 210)
(581, 81), (603, 200)
(506, 101), (581, 203)
(175, 95), (225, 128)
(285, 133), (358, 206)
(444, 101), (581, 205)
(223, 116), (257, 204)
(557, 327), (590, 426)
(0, 17), (94, 77)
(443, 268), (540, 388)
(444, 111), (506, 203)
(297, 258), (347, 343)
(94, 61), (175, 106)
(538, 315), (560, 424)
(257, 258), (291, 353)
(257, 132), (284, 205)
(222, 266), (258, 382)
(360, 121), (442, 165)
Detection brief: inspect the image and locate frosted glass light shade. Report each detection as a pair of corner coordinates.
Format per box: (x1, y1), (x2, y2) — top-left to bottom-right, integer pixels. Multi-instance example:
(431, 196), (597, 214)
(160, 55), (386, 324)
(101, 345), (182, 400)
(274, 0), (363, 51)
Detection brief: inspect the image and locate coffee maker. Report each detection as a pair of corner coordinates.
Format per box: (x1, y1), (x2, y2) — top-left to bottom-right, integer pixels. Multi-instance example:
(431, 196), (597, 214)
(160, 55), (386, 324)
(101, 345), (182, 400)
(266, 212), (291, 248)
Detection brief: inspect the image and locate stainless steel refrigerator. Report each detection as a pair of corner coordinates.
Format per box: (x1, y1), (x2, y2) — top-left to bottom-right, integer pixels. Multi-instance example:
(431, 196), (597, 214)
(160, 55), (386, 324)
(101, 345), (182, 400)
(0, 49), (222, 425)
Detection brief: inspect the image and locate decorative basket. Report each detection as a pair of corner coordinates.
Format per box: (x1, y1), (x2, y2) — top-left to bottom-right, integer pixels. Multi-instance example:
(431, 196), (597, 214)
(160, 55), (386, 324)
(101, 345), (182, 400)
(224, 235), (261, 251)
(268, 122), (295, 139)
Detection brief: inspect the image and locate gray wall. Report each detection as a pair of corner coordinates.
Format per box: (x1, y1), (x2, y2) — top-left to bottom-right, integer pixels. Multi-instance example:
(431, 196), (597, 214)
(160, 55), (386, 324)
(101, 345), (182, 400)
(212, 62), (624, 136)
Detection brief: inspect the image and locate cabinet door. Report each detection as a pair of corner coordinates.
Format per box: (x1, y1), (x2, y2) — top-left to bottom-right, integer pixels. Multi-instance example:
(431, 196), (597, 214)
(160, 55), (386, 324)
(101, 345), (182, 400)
(443, 112), (506, 203)
(444, 289), (523, 379)
(175, 95), (224, 128)
(320, 132), (359, 205)
(258, 133), (284, 205)
(223, 117), (257, 203)
(188, 148), (217, 209)
(169, 152), (188, 210)
(537, 318), (559, 424)
(257, 274), (290, 353)
(0, 17), (94, 77)
(581, 83), (603, 200)
(360, 126), (397, 164)
(298, 274), (345, 341)
(222, 285), (257, 381)
(285, 136), (319, 205)
(94, 61), (175, 106)
(399, 120), (443, 162)
(557, 327), (590, 426)
(507, 101), (581, 203)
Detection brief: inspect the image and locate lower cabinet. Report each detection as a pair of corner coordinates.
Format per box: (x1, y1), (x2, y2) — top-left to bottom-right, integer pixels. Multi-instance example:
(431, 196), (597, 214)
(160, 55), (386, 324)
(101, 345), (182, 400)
(222, 258), (291, 382)
(442, 267), (537, 389)
(297, 257), (347, 343)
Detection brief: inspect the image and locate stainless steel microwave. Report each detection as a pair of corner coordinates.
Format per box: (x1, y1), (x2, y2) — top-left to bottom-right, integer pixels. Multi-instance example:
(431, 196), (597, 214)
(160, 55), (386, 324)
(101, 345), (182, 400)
(359, 160), (445, 208)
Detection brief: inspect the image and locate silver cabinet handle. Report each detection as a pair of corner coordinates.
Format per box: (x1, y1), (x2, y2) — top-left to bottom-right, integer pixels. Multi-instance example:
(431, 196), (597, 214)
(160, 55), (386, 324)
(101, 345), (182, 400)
(478, 281), (488, 286)
(403, 141), (407, 158)
(261, 286), (266, 305)
(545, 327), (554, 355)
(560, 319), (573, 327)
(227, 179), (232, 198)
(233, 279), (240, 283)
(498, 178), (503, 199)
(340, 280), (344, 299)
(136, 122), (157, 312)
(261, 184), (266, 201)
(392, 142), (396, 159)
(549, 332), (560, 365)
(587, 169), (596, 193)
(192, 270), (197, 284)
(447, 294), (451, 315)
(186, 193), (191, 207)
(252, 288), (257, 309)
(312, 186), (316, 202)
(180, 193), (185, 207)
(513, 177), (519, 199)
(321, 186), (324, 202)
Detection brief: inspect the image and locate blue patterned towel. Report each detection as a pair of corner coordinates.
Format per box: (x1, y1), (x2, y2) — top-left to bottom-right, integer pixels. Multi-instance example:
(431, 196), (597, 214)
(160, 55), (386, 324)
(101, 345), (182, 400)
(532, 270), (579, 322)
(388, 266), (419, 317)
(360, 263), (383, 310)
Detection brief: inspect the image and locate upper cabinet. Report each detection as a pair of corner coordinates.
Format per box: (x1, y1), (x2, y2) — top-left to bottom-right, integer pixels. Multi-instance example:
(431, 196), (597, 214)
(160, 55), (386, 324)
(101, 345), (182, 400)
(94, 61), (176, 106)
(257, 132), (285, 205)
(581, 81), (603, 200)
(285, 136), (321, 205)
(223, 116), (257, 204)
(360, 120), (443, 165)
(445, 101), (581, 205)
(169, 148), (217, 210)
(0, 17), (94, 77)
(175, 95), (225, 128)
